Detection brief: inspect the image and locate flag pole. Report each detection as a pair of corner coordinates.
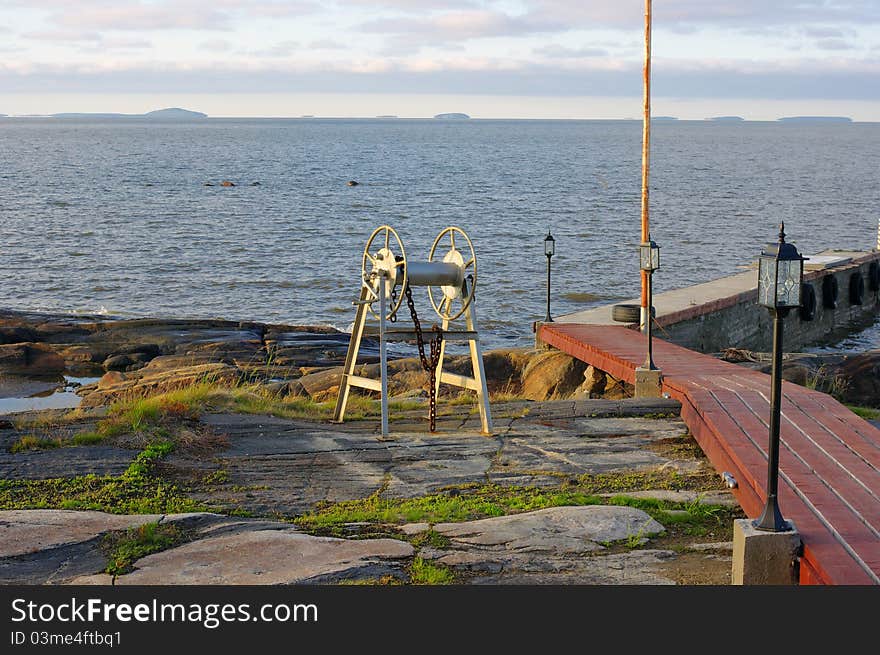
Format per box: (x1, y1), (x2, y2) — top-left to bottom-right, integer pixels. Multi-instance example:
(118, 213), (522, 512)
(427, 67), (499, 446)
(640, 0), (652, 332)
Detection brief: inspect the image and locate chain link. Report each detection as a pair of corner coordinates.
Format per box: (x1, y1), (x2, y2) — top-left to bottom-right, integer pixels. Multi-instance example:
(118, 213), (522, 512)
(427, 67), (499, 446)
(404, 283), (443, 432)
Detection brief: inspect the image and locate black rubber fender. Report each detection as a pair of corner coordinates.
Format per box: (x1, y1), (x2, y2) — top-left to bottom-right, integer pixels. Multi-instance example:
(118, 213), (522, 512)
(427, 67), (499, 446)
(799, 282), (816, 321)
(821, 275), (839, 309)
(868, 261), (880, 292)
(849, 272), (865, 306)
(611, 304), (655, 323)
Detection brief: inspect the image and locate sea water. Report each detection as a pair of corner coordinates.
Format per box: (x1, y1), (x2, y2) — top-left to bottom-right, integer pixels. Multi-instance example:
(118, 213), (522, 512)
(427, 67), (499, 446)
(1, 117), (877, 351)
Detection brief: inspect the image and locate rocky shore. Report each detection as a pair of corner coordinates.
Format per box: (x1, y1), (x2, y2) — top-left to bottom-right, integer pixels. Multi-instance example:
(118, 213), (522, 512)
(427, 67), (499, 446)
(0, 309), (638, 409)
(1, 309), (877, 416)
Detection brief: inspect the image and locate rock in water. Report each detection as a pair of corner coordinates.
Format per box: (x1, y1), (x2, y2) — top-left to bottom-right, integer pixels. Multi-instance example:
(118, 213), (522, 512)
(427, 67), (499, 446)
(347, 180), (359, 186)
(837, 350), (880, 408)
(220, 180), (235, 187)
(0, 343), (66, 375)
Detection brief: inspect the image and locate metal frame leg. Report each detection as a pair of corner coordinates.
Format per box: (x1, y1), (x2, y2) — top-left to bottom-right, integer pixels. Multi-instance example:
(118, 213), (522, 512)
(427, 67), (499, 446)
(333, 285), (370, 423)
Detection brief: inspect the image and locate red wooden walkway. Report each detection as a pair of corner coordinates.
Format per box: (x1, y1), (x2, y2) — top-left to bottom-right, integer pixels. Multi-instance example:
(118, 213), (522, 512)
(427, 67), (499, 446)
(539, 323), (880, 585)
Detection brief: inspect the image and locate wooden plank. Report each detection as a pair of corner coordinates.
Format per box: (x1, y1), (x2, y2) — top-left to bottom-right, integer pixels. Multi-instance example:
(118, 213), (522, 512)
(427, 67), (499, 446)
(540, 321), (880, 585)
(693, 380), (878, 584)
(728, 375), (880, 475)
(347, 375), (382, 392)
(439, 371), (480, 392)
(716, 381), (880, 531)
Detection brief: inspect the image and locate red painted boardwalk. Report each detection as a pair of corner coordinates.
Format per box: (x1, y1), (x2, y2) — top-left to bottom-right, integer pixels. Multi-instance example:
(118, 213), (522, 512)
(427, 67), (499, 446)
(539, 323), (880, 585)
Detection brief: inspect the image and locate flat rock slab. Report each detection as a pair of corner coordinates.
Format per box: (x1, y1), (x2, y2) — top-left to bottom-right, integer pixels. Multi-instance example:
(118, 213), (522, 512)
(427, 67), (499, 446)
(72, 530), (414, 585)
(0, 443), (135, 480)
(433, 506), (665, 553)
(418, 506), (674, 583)
(0, 510), (165, 558)
(0, 511), (286, 584)
(470, 550), (677, 585)
(190, 413), (692, 515)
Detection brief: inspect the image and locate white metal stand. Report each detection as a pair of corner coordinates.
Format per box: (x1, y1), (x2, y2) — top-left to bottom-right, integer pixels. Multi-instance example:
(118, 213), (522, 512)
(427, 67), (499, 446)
(333, 277), (492, 437)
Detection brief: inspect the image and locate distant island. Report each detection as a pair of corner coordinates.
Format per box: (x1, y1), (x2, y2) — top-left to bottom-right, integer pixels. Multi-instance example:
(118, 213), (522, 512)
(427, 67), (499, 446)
(51, 108), (207, 119)
(376, 115), (398, 119)
(777, 116), (852, 123)
(434, 113), (470, 120)
(652, 116), (678, 121)
(708, 116), (745, 122)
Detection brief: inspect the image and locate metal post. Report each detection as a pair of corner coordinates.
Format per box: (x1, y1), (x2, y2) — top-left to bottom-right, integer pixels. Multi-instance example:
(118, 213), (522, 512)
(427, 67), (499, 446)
(544, 253), (553, 322)
(378, 273), (389, 437)
(755, 308), (789, 531)
(643, 270), (656, 369)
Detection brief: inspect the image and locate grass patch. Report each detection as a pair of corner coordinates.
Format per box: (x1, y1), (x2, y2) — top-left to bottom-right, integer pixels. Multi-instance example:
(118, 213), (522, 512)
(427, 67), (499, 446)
(94, 381), (429, 426)
(70, 431), (106, 446)
(847, 405), (880, 420)
(10, 428), (106, 453)
(297, 469), (733, 543)
(0, 474), (203, 514)
(408, 529), (452, 550)
(102, 522), (189, 576)
(9, 435), (63, 453)
(297, 467), (713, 532)
(0, 438), (203, 515)
(409, 557), (454, 585)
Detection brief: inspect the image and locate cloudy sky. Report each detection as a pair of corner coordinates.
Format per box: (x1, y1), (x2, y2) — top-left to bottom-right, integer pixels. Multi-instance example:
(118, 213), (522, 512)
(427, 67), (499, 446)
(1, 0), (879, 119)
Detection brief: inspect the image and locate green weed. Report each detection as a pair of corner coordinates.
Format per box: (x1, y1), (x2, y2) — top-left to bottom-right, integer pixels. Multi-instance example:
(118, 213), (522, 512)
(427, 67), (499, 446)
(102, 522), (189, 576)
(409, 557), (454, 585)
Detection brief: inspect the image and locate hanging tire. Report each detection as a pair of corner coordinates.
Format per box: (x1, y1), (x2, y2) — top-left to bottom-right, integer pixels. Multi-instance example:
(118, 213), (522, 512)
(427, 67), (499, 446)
(799, 283), (816, 321)
(611, 304), (655, 323)
(822, 275), (838, 309)
(849, 272), (865, 305)
(869, 262), (880, 292)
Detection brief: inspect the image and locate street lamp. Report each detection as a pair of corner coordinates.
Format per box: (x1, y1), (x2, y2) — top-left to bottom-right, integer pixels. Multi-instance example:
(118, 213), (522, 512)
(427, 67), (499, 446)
(544, 230), (555, 322)
(639, 236), (660, 368)
(755, 222), (806, 532)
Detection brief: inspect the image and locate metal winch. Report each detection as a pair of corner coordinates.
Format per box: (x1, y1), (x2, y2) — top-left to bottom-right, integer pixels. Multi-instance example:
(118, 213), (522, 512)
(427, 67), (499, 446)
(333, 225), (493, 436)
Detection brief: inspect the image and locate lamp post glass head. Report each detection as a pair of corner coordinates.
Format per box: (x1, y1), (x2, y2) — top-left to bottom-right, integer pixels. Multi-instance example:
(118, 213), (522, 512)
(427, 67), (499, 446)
(758, 223), (806, 309)
(639, 239), (660, 272)
(544, 231), (555, 257)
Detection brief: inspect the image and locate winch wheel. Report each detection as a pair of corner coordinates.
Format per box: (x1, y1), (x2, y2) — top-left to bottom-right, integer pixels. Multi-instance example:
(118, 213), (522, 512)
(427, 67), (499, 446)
(427, 226), (477, 321)
(362, 225), (407, 320)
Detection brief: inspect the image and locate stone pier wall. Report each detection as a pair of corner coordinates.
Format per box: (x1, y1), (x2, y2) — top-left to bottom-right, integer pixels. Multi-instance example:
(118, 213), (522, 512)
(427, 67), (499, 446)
(658, 251), (880, 353)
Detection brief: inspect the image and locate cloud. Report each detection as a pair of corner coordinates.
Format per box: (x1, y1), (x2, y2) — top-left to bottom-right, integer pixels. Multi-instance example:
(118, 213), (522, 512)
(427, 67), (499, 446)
(815, 38), (857, 51)
(24, 30), (104, 43)
(199, 39), (234, 52)
(338, 0), (478, 10)
(249, 40), (299, 57)
(534, 45), (608, 59)
(52, 4), (231, 31)
(524, 1), (880, 29)
(1, 58), (877, 102)
(28, 0), (316, 33)
(803, 26), (856, 39)
(307, 39), (347, 50)
(362, 11), (519, 40)
(21, 29), (151, 51)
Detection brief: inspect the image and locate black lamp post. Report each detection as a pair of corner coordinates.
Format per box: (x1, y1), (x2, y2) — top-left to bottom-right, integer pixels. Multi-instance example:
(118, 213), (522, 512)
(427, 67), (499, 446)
(544, 230), (555, 322)
(755, 222), (806, 532)
(639, 236), (660, 369)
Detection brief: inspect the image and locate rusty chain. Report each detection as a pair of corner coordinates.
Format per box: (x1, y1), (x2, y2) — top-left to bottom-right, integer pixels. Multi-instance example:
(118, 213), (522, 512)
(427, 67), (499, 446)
(404, 283), (443, 432)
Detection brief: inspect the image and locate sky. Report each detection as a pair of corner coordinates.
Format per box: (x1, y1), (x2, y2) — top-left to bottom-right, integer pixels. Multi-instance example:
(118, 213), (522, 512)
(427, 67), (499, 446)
(1, 0), (879, 120)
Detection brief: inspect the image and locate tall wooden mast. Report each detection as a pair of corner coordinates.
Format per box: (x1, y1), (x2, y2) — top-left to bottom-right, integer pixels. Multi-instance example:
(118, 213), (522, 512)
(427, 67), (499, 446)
(640, 0), (652, 331)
